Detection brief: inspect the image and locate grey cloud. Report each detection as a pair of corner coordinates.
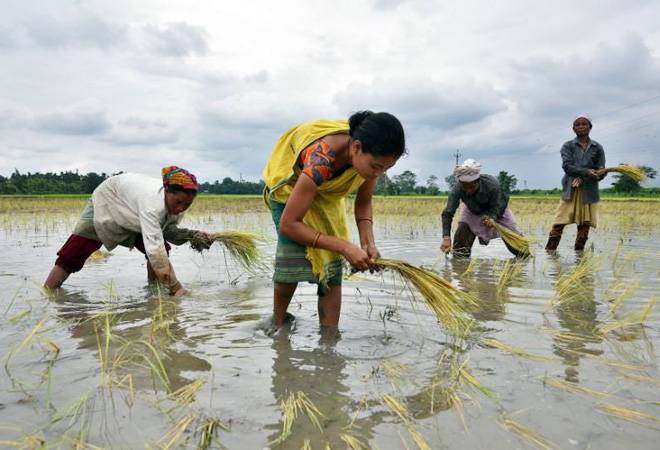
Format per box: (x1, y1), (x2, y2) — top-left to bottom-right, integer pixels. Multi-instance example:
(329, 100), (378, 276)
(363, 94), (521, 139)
(511, 35), (660, 119)
(334, 78), (506, 130)
(141, 22), (210, 57)
(103, 116), (178, 146)
(372, 0), (406, 11)
(32, 108), (110, 136)
(18, 12), (127, 49)
(0, 24), (21, 49)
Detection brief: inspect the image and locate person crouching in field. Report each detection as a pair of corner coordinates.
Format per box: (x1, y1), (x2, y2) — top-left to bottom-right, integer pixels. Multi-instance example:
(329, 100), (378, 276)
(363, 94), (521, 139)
(263, 111), (406, 328)
(440, 159), (525, 257)
(44, 166), (213, 296)
(545, 116), (608, 251)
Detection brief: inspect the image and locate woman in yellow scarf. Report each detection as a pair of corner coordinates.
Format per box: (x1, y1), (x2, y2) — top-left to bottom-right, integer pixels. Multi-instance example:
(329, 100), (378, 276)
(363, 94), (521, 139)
(263, 111), (406, 328)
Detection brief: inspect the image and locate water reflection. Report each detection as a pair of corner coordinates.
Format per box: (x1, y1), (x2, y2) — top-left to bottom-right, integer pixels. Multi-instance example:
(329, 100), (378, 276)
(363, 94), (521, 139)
(445, 257), (527, 323)
(267, 328), (383, 448)
(547, 253), (603, 382)
(50, 289), (211, 391)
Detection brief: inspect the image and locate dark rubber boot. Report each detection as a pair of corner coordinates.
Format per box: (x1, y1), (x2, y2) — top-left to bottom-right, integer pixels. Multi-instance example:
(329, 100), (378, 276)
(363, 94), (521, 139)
(453, 222), (476, 257)
(545, 224), (565, 251)
(575, 222), (591, 251)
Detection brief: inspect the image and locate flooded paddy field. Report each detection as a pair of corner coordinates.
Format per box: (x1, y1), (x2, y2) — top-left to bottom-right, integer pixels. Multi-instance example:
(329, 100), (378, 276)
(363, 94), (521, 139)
(1, 196), (658, 449)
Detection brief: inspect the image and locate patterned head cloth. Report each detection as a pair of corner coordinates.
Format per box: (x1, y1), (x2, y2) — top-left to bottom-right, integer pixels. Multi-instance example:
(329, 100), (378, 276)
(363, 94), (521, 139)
(161, 166), (199, 191)
(573, 115), (592, 126)
(454, 158), (482, 182)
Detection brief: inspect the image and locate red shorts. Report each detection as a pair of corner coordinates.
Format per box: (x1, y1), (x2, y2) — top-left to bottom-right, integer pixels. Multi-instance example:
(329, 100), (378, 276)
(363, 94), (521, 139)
(55, 234), (171, 273)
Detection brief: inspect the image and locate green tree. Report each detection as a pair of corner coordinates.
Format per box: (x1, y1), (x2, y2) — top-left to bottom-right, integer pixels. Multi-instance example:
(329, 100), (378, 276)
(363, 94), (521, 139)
(610, 165), (656, 193)
(497, 171), (518, 194)
(426, 175), (440, 195)
(392, 170), (417, 194)
(375, 173), (395, 195)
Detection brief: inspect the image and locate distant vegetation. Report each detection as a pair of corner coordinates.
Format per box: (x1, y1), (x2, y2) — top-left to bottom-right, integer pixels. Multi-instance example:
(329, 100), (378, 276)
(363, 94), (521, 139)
(0, 167), (657, 196)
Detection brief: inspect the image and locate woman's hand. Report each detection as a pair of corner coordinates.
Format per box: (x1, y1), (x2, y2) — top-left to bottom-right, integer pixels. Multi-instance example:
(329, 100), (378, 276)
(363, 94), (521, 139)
(595, 168), (609, 177)
(173, 287), (189, 297)
(482, 217), (495, 228)
(190, 231), (214, 251)
(587, 169), (599, 179)
(361, 243), (381, 272)
(571, 177), (583, 187)
(440, 237), (452, 253)
(343, 243), (373, 272)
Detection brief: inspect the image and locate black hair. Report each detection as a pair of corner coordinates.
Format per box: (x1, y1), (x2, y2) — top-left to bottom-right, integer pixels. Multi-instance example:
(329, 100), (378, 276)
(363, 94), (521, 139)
(348, 110), (406, 158)
(165, 184), (198, 197)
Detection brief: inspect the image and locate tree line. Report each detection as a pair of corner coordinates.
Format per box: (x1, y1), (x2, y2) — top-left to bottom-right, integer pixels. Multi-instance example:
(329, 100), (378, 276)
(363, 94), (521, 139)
(0, 167), (656, 195)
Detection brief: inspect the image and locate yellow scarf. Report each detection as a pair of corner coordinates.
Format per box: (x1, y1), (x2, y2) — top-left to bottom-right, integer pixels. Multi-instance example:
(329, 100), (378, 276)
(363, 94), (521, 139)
(263, 119), (365, 285)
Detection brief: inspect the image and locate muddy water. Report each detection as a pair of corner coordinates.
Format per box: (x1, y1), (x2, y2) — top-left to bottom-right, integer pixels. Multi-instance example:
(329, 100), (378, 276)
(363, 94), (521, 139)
(0, 198), (658, 449)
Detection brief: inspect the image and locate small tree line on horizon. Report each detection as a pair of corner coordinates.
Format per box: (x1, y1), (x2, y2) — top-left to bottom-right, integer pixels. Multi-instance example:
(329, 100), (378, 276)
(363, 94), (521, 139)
(0, 166), (656, 195)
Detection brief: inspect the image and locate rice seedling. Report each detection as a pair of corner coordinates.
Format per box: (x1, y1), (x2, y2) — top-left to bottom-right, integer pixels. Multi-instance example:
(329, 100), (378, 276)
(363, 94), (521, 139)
(499, 416), (557, 450)
(375, 258), (476, 333)
(542, 377), (612, 398)
(480, 338), (558, 362)
(157, 414), (194, 449)
(607, 164), (647, 182)
(381, 359), (412, 383)
(273, 391), (326, 444)
(4, 317), (48, 368)
(599, 297), (656, 336)
(300, 439), (312, 450)
(196, 416), (227, 450)
(340, 432), (370, 450)
(597, 403), (660, 429)
(491, 222), (532, 256)
(495, 258), (526, 294)
(604, 279), (640, 314)
(189, 230), (264, 270)
(457, 365), (497, 400)
(459, 257), (480, 279)
(167, 379), (206, 410)
(383, 394), (431, 450)
(383, 394), (411, 422)
(618, 372), (660, 386)
(552, 250), (598, 306)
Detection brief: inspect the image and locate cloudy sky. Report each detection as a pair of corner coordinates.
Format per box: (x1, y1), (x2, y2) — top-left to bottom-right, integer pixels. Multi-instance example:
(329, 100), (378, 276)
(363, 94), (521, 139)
(1, 0), (659, 188)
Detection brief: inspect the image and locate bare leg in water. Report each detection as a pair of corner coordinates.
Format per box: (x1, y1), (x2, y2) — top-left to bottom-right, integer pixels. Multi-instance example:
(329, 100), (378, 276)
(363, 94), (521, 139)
(318, 284), (341, 327)
(273, 282), (297, 326)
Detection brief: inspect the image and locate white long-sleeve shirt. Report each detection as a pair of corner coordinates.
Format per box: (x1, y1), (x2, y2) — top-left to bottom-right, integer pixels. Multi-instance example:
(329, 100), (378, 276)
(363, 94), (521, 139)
(92, 173), (185, 290)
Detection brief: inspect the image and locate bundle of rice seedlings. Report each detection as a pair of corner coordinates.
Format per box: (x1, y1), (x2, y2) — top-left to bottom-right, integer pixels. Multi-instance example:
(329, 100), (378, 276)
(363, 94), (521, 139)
(375, 258), (475, 333)
(191, 231), (263, 270)
(491, 222), (532, 256)
(607, 164), (647, 182)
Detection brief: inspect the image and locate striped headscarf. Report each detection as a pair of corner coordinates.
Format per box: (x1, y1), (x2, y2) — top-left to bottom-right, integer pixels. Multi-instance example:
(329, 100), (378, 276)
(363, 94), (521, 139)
(454, 159), (481, 182)
(161, 166), (198, 191)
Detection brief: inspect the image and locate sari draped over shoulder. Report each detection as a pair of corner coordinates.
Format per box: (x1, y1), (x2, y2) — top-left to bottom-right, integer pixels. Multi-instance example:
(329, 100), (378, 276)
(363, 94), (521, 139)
(262, 119), (365, 289)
